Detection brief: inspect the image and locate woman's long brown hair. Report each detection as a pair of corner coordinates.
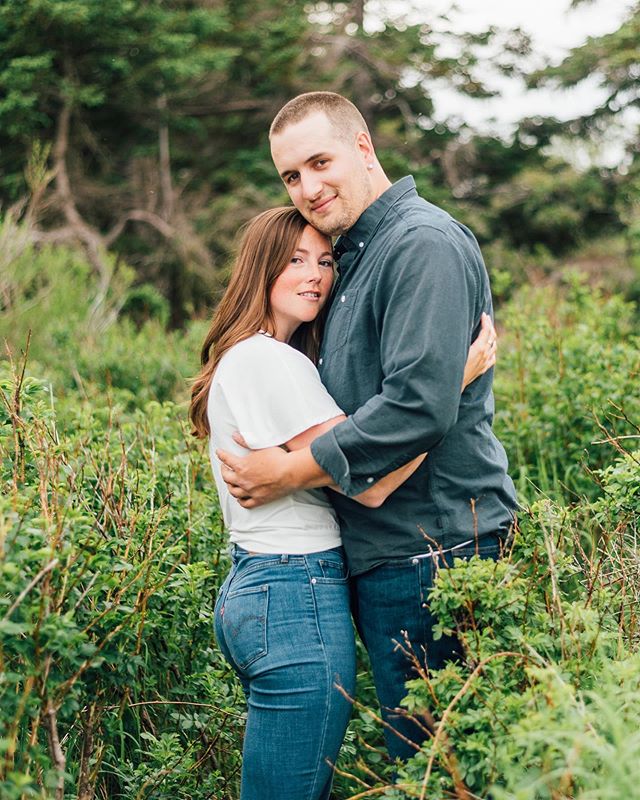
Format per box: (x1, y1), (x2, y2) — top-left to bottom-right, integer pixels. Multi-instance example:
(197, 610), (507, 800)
(189, 206), (331, 438)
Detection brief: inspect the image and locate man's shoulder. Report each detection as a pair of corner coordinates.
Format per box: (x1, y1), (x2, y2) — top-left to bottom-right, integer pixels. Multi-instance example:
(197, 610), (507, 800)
(384, 192), (463, 241)
(382, 198), (477, 261)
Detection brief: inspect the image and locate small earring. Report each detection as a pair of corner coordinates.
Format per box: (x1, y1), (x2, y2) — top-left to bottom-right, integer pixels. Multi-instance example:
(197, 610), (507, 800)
(367, 163), (374, 170)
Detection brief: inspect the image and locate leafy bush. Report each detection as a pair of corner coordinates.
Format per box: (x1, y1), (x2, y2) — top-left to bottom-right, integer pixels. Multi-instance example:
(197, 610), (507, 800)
(0, 365), (243, 799)
(379, 453), (640, 798)
(494, 271), (640, 502)
(0, 227), (206, 407)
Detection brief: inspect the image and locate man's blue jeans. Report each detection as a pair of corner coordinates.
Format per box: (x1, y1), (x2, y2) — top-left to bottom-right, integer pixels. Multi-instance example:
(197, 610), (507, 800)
(214, 546), (356, 800)
(351, 536), (504, 763)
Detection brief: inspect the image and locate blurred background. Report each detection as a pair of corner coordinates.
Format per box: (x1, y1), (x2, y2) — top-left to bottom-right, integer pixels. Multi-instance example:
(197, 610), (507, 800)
(1, 0), (638, 326)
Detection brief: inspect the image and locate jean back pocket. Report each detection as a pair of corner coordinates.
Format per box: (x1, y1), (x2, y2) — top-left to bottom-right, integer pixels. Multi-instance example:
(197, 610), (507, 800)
(220, 584), (269, 671)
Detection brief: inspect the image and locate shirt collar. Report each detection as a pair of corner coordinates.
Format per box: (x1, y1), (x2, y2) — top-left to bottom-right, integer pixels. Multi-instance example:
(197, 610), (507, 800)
(333, 176), (416, 261)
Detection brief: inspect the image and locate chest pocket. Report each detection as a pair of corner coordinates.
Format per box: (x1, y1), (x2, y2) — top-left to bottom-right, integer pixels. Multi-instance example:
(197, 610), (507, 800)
(323, 289), (359, 353)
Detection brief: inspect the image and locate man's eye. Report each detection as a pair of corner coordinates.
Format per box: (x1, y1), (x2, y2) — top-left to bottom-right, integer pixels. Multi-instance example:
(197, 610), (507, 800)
(315, 160), (328, 168)
(286, 173), (299, 185)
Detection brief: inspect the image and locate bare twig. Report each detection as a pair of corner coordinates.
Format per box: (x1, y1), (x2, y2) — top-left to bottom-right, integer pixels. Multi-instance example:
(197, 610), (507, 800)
(43, 701), (66, 800)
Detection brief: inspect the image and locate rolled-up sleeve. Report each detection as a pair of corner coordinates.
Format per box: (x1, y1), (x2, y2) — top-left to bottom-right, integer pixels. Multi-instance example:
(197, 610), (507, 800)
(310, 226), (478, 496)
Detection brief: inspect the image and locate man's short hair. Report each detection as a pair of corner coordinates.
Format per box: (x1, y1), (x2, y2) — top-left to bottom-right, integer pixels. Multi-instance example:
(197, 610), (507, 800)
(269, 92), (370, 143)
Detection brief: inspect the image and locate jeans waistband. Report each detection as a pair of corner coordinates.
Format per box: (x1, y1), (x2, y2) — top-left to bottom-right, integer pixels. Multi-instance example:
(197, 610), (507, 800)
(229, 543), (344, 565)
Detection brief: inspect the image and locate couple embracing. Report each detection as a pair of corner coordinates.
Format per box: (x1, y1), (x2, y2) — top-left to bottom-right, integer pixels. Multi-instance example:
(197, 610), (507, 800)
(189, 91), (518, 799)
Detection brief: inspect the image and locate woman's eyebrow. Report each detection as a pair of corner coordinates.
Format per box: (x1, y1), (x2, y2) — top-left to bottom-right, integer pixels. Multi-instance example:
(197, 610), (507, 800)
(294, 248), (334, 258)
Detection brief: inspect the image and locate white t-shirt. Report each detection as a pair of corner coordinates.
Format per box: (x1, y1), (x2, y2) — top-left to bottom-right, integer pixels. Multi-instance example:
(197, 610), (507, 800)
(207, 333), (344, 553)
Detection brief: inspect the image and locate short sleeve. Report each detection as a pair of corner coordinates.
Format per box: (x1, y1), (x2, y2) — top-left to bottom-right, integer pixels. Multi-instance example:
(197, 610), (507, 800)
(216, 337), (343, 449)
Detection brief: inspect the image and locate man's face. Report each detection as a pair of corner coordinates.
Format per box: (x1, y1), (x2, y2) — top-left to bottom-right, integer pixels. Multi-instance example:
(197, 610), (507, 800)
(270, 111), (374, 237)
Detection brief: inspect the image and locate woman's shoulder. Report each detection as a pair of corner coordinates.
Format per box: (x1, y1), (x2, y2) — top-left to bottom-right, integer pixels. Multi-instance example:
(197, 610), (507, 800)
(222, 334), (312, 369)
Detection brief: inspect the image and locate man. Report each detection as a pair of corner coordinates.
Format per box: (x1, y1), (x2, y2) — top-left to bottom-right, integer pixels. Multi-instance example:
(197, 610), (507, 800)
(217, 92), (518, 761)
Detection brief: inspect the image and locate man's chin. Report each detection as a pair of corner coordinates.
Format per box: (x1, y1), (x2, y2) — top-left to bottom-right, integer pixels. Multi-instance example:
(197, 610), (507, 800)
(308, 213), (349, 237)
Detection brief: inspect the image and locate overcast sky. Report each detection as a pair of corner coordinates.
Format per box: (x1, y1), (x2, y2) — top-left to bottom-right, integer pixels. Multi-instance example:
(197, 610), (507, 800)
(366, 0), (634, 158)
(428, 0), (634, 135)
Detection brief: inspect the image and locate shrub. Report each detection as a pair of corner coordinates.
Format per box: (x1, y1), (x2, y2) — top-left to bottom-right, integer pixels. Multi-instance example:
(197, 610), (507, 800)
(494, 271), (640, 502)
(0, 364), (243, 799)
(380, 448), (640, 799)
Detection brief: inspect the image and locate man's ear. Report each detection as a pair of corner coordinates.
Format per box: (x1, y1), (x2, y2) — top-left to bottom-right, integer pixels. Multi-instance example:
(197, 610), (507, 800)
(355, 130), (375, 166)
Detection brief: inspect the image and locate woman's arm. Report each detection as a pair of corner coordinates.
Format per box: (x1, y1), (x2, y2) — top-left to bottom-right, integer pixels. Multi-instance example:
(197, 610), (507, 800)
(462, 312), (497, 389)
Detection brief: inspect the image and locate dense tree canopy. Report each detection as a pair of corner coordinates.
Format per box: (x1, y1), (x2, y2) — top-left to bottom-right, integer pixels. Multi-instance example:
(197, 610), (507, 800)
(0, 0), (636, 321)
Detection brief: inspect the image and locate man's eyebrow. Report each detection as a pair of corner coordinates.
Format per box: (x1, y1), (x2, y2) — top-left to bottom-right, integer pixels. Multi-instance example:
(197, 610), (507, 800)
(279, 152), (327, 180)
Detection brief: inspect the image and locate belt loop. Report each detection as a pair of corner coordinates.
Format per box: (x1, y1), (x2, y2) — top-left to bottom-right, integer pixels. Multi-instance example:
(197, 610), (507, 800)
(280, 553), (289, 564)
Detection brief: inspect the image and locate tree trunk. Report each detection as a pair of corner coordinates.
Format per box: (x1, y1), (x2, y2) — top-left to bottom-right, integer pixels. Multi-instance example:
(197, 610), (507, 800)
(351, 0), (365, 27)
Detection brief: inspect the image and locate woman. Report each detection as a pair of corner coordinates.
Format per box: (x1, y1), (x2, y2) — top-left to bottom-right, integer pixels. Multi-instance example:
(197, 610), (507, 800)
(189, 207), (496, 800)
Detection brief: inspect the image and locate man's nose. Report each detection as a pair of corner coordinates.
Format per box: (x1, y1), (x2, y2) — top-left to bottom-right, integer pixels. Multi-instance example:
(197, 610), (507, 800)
(300, 173), (322, 201)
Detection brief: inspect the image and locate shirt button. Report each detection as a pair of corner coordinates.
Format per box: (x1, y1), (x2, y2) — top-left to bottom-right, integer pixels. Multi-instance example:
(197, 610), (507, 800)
(311, 578), (317, 585)
(366, 477), (374, 484)
(318, 357), (323, 365)
(358, 241), (364, 248)
(412, 558), (419, 565)
(340, 295), (346, 303)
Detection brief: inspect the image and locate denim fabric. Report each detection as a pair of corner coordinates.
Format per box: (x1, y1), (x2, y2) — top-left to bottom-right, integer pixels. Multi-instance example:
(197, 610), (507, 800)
(214, 546), (356, 800)
(351, 536), (504, 762)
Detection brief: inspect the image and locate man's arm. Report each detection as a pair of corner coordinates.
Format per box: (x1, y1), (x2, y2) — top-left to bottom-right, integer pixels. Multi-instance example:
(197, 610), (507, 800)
(217, 309), (496, 508)
(310, 227), (482, 497)
(218, 421), (427, 509)
(217, 445), (329, 509)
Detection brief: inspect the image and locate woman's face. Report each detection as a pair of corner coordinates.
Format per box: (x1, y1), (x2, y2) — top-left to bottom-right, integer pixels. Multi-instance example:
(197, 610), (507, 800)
(269, 225), (334, 342)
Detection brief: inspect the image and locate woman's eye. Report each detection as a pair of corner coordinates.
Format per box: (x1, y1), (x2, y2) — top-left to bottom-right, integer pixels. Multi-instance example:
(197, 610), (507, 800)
(319, 259), (334, 269)
(290, 256), (303, 265)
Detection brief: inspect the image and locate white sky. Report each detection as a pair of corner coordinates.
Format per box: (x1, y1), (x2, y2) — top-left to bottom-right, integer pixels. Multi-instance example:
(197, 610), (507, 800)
(365, 0), (636, 163)
(428, 0), (634, 132)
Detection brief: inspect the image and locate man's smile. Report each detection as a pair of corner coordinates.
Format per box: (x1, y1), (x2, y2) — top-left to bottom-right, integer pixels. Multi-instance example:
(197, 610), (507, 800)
(311, 196), (336, 213)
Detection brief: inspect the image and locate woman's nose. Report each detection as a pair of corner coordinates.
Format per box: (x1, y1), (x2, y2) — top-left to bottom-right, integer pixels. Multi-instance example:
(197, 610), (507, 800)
(305, 263), (322, 281)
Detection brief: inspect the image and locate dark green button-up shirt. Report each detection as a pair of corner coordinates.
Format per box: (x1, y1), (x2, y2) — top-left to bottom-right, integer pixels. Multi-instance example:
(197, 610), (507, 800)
(310, 176), (518, 575)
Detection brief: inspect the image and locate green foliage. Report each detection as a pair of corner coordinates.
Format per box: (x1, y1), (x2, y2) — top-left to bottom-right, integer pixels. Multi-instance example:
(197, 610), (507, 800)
(494, 271), (640, 501)
(0, 363), (243, 799)
(5, 0), (631, 323)
(528, 3), (640, 133)
(386, 467), (640, 798)
(0, 228), (207, 406)
(487, 161), (618, 254)
(1, 223), (639, 798)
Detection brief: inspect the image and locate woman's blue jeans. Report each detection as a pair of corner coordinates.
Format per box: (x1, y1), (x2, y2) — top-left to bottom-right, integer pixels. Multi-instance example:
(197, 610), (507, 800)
(214, 546), (356, 800)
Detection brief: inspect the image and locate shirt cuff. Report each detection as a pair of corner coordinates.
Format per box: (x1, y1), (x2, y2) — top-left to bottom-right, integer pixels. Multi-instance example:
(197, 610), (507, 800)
(311, 428), (380, 496)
